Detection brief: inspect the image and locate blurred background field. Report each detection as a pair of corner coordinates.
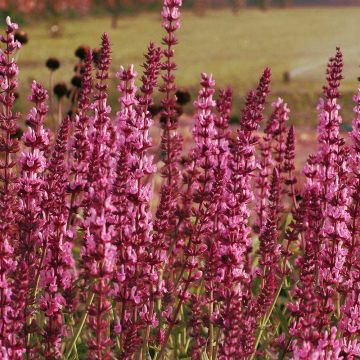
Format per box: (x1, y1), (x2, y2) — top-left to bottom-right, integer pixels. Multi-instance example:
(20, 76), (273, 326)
(13, 5), (360, 129)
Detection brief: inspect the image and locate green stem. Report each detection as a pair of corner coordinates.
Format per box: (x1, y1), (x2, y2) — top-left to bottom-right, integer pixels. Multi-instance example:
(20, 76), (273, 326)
(142, 294), (154, 360)
(213, 328), (221, 360)
(33, 244), (47, 302)
(208, 288), (214, 360)
(156, 271), (194, 360)
(67, 315), (79, 359)
(111, 307), (121, 353)
(249, 279), (285, 360)
(58, 100), (63, 125)
(64, 292), (95, 359)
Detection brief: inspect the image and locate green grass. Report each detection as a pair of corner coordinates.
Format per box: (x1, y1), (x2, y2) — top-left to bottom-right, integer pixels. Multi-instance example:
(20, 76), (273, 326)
(15, 7), (360, 126)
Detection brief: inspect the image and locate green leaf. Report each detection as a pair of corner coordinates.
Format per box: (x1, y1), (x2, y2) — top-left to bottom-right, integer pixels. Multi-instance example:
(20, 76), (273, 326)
(201, 352), (210, 360)
(275, 307), (289, 336)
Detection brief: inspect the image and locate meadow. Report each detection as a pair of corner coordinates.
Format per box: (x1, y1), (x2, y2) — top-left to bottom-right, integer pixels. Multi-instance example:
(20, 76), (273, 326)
(17, 6), (360, 126)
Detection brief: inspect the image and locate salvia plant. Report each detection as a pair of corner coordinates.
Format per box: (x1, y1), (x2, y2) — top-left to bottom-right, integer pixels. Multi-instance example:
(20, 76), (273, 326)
(0, 1), (359, 359)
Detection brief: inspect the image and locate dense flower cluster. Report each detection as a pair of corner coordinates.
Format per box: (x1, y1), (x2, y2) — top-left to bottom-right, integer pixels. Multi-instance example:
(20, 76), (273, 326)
(0, 2), (359, 359)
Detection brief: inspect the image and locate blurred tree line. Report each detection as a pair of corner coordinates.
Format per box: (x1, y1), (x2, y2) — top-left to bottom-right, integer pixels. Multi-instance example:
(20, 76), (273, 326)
(0, 0), (357, 27)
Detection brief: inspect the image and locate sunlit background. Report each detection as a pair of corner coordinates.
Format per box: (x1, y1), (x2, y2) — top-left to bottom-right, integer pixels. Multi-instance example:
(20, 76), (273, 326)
(3, 0), (360, 129)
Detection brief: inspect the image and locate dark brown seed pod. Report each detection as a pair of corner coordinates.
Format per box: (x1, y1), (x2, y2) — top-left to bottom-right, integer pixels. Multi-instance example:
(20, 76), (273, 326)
(10, 127), (23, 140)
(53, 82), (68, 99)
(176, 88), (191, 105)
(71, 75), (82, 88)
(14, 30), (28, 45)
(46, 57), (60, 71)
(75, 45), (89, 61)
(92, 48), (101, 67)
(148, 104), (162, 116)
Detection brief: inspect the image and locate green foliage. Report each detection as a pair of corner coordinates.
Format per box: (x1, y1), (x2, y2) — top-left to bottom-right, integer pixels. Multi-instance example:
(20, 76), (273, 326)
(15, 7), (360, 128)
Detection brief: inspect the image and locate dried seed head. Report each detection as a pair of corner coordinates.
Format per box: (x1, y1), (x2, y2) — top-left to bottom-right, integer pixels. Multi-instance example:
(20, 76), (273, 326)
(176, 88), (191, 105)
(53, 82), (68, 99)
(14, 30), (28, 45)
(46, 57), (60, 71)
(92, 48), (101, 67)
(71, 75), (82, 88)
(75, 45), (89, 61)
(148, 104), (162, 116)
